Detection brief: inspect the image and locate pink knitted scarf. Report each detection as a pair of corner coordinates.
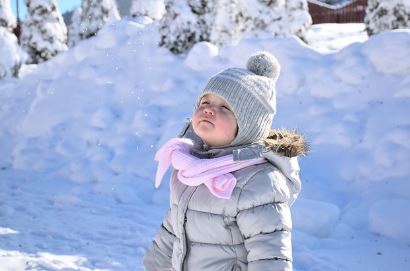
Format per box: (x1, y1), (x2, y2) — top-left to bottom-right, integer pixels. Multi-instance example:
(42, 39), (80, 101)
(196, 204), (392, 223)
(154, 138), (266, 199)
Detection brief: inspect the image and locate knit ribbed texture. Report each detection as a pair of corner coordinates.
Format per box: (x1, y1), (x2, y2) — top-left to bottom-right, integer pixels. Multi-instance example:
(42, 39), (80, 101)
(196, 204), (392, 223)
(197, 51), (280, 146)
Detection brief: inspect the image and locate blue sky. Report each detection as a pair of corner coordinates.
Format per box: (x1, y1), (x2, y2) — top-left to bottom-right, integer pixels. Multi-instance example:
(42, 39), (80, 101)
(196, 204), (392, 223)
(11, 0), (81, 18)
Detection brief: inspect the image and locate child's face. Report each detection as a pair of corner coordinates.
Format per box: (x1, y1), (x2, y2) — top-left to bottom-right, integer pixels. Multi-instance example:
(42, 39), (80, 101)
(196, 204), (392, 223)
(192, 93), (238, 147)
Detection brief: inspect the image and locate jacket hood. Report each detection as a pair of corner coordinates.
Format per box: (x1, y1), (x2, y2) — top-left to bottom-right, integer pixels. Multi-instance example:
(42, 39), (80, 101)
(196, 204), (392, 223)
(178, 119), (308, 205)
(178, 119), (308, 159)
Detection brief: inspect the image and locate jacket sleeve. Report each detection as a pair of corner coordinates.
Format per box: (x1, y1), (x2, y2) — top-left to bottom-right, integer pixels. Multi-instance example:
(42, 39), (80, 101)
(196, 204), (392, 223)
(143, 208), (176, 271)
(236, 167), (294, 271)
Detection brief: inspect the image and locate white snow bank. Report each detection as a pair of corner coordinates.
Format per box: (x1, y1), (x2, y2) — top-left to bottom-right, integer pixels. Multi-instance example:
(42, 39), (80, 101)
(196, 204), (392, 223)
(1, 20), (410, 270)
(369, 199), (410, 243)
(185, 41), (219, 71)
(0, 227), (19, 235)
(0, 249), (106, 271)
(362, 30), (410, 74)
(293, 198), (341, 238)
(305, 23), (368, 53)
(11, 20), (194, 185)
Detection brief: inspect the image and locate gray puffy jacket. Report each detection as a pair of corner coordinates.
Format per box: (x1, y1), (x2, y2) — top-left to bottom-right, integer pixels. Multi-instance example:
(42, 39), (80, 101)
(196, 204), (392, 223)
(143, 125), (306, 271)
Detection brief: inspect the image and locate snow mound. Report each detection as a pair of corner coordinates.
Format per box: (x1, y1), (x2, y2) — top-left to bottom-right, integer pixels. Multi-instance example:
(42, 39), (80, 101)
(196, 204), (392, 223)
(293, 198), (341, 238)
(369, 199), (410, 243)
(185, 42), (219, 71)
(362, 29), (410, 74)
(1, 19), (410, 270)
(10, 20), (194, 186)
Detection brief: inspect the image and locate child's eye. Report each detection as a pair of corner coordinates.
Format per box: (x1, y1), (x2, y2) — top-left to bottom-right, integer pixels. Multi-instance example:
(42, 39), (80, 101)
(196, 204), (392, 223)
(201, 101), (209, 105)
(222, 105), (230, 110)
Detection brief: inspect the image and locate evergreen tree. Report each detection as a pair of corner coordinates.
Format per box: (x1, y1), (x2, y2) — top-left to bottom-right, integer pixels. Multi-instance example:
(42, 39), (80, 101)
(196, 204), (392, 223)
(238, 0), (311, 40)
(209, 0), (243, 46)
(0, 27), (25, 78)
(188, 0), (215, 42)
(283, 0), (312, 39)
(78, 0), (120, 40)
(159, 0), (203, 54)
(365, 0), (410, 36)
(130, 0), (165, 20)
(0, 0), (16, 31)
(161, 0), (312, 54)
(238, 0), (285, 37)
(159, 0), (218, 54)
(20, 0), (68, 64)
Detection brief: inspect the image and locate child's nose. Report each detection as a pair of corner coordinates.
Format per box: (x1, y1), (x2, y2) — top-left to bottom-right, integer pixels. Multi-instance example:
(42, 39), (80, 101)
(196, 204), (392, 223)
(203, 107), (215, 115)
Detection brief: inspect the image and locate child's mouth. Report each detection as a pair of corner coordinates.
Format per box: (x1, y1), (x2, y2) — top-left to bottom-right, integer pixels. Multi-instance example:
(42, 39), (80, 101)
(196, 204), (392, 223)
(200, 119), (214, 125)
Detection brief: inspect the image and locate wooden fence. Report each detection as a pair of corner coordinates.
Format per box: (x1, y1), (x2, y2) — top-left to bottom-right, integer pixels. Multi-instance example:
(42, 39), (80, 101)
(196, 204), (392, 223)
(308, 0), (368, 24)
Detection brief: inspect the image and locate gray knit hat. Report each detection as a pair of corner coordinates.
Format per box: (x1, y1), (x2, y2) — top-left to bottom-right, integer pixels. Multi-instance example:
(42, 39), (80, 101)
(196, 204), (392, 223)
(197, 51), (281, 146)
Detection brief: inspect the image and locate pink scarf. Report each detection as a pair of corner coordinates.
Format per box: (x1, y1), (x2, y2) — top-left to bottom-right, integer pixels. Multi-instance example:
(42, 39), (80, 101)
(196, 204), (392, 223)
(154, 138), (266, 199)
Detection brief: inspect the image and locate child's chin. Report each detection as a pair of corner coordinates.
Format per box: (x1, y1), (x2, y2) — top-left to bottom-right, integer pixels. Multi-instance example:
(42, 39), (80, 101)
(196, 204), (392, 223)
(195, 124), (214, 135)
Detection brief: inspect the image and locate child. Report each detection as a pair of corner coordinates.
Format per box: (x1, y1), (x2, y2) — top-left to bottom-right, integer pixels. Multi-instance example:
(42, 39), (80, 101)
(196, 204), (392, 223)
(143, 51), (307, 271)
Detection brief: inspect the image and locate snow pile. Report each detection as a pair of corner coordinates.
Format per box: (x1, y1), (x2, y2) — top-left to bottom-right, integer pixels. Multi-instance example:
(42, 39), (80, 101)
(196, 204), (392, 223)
(305, 23), (368, 53)
(362, 29), (410, 74)
(369, 199), (410, 242)
(0, 19), (409, 270)
(11, 20), (192, 186)
(185, 41), (219, 71)
(293, 198), (340, 238)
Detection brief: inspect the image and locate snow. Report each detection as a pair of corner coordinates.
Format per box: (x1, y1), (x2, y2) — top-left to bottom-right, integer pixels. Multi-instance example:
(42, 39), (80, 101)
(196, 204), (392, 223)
(0, 28), (25, 78)
(20, 0), (68, 64)
(68, 6), (82, 47)
(160, 0), (311, 53)
(305, 23), (368, 53)
(185, 41), (219, 71)
(238, 0), (311, 39)
(369, 199), (410, 243)
(362, 29), (410, 74)
(0, 0), (16, 30)
(130, 0), (165, 20)
(77, 0), (120, 42)
(1, 19), (410, 271)
(365, 0), (410, 36)
(292, 198), (341, 238)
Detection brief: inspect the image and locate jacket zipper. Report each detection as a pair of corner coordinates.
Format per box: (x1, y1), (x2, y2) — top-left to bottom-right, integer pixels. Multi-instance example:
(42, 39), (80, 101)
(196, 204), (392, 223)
(179, 186), (198, 271)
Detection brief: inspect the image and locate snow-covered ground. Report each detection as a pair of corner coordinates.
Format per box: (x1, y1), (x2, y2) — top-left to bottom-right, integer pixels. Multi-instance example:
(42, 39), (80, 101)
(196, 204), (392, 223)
(1, 21), (410, 271)
(304, 23), (368, 53)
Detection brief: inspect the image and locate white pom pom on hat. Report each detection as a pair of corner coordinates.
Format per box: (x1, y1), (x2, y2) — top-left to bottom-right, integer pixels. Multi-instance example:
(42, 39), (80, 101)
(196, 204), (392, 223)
(198, 51), (281, 146)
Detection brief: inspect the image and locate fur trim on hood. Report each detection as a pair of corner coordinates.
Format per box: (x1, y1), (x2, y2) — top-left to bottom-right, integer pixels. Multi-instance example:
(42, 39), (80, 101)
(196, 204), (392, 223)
(263, 129), (309, 158)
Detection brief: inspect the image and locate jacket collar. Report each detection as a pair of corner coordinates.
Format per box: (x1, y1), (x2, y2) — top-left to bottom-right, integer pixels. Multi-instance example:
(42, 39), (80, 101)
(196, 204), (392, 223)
(178, 119), (264, 159)
(178, 118), (308, 160)
(178, 119), (307, 205)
